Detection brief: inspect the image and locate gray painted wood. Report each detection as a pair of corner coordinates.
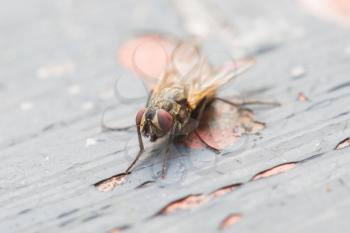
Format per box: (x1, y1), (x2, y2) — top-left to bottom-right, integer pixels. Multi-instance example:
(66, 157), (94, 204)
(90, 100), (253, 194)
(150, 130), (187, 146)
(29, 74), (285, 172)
(1, 0), (350, 233)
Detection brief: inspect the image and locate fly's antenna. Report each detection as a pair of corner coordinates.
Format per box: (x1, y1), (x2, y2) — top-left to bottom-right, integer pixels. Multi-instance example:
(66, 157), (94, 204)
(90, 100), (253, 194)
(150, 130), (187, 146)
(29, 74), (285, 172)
(113, 75), (147, 105)
(100, 105), (136, 132)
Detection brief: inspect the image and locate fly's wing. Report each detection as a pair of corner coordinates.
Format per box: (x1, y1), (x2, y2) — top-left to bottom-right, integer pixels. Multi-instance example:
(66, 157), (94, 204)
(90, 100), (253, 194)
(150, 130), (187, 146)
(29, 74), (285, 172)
(120, 37), (253, 109)
(151, 40), (202, 97)
(134, 39), (255, 108)
(118, 34), (177, 92)
(184, 54), (256, 109)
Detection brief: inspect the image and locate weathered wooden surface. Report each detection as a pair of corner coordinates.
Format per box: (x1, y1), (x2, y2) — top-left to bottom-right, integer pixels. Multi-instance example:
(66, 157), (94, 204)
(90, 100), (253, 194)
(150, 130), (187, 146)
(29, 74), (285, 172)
(1, 0), (350, 232)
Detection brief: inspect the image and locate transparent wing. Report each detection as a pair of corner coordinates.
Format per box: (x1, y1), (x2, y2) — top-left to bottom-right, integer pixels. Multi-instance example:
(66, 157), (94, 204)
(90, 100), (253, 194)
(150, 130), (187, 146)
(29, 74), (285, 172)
(118, 34), (177, 91)
(152, 40), (202, 95)
(118, 35), (255, 110)
(153, 40), (255, 109)
(186, 59), (255, 108)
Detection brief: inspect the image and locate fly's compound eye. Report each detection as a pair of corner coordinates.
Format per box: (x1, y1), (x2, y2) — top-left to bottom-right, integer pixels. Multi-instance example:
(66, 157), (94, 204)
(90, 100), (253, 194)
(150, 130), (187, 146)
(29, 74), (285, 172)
(136, 108), (146, 126)
(157, 109), (174, 133)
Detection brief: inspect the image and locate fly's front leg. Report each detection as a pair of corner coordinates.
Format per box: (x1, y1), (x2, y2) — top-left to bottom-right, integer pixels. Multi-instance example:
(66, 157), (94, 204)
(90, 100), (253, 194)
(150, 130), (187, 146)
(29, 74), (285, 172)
(240, 100), (280, 107)
(194, 130), (220, 154)
(125, 124), (145, 174)
(189, 97), (222, 153)
(182, 97), (208, 134)
(122, 91), (154, 174)
(161, 122), (178, 179)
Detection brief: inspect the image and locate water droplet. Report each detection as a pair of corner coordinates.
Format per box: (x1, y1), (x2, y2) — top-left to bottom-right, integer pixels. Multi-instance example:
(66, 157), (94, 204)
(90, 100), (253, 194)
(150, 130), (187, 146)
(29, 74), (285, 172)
(19, 101), (34, 111)
(290, 66), (306, 79)
(81, 102), (95, 110)
(85, 138), (97, 147)
(68, 85), (81, 95)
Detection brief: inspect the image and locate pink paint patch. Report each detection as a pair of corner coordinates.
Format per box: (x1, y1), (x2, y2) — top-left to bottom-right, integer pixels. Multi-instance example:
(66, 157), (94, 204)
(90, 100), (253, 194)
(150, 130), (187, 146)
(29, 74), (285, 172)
(118, 35), (264, 151)
(297, 92), (309, 102)
(94, 173), (127, 192)
(156, 194), (210, 215)
(210, 184), (241, 198)
(117, 35), (175, 87)
(299, 0), (350, 27)
(253, 163), (297, 181)
(335, 137), (350, 150)
(219, 213), (242, 230)
(110, 227), (128, 233)
(185, 101), (265, 150)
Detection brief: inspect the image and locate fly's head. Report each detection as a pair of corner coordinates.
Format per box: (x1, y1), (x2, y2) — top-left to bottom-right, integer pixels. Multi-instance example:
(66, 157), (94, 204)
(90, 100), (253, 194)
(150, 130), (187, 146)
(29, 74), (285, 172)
(136, 107), (174, 142)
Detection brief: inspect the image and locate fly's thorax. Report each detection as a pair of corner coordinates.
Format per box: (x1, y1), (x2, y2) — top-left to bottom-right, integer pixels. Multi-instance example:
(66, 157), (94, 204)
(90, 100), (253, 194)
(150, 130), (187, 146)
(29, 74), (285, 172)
(149, 85), (191, 123)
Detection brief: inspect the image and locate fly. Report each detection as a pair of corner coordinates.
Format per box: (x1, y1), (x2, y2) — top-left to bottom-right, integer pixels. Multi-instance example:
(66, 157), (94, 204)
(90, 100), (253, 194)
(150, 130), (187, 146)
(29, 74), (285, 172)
(103, 41), (279, 178)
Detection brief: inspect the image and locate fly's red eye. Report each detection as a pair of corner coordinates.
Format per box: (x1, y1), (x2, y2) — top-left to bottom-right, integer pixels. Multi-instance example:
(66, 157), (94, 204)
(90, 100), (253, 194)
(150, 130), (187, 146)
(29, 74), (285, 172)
(157, 109), (174, 133)
(136, 108), (146, 125)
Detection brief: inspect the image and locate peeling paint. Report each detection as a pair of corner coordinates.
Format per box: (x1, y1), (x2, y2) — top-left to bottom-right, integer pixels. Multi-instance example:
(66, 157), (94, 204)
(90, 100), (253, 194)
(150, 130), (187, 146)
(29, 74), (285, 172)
(110, 225), (130, 233)
(335, 137), (350, 150)
(94, 173), (127, 192)
(185, 102), (265, 150)
(117, 34), (175, 82)
(219, 213), (242, 230)
(156, 194), (210, 215)
(210, 183), (242, 198)
(299, 0), (350, 27)
(155, 183), (241, 216)
(297, 92), (309, 102)
(117, 34), (268, 152)
(252, 163), (297, 181)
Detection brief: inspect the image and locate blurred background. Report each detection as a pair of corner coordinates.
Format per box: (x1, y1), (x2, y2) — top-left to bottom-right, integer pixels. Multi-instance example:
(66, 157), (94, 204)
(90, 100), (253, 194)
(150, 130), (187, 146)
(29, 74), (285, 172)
(1, 1), (350, 233)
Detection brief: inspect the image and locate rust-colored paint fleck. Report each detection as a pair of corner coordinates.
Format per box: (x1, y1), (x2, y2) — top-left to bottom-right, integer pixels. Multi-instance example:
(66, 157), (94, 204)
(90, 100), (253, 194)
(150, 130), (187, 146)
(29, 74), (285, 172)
(210, 184), (242, 198)
(94, 173), (127, 192)
(335, 137), (350, 150)
(252, 163), (297, 181)
(110, 229), (123, 233)
(185, 101), (265, 149)
(117, 34), (175, 86)
(118, 34), (266, 151)
(156, 194), (209, 215)
(110, 225), (129, 233)
(219, 213), (242, 230)
(154, 183), (242, 217)
(297, 92), (309, 102)
(299, 0), (350, 27)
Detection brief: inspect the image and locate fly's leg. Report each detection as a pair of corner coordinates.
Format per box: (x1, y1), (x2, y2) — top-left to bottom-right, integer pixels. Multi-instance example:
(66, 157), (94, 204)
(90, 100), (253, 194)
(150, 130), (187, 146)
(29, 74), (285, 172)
(161, 122), (178, 179)
(120, 91), (154, 175)
(161, 142), (171, 179)
(214, 97), (280, 108)
(124, 124), (145, 174)
(240, 100), (280, 107)
(190, 97), (222, 153)
(194, 130), (221, 154)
